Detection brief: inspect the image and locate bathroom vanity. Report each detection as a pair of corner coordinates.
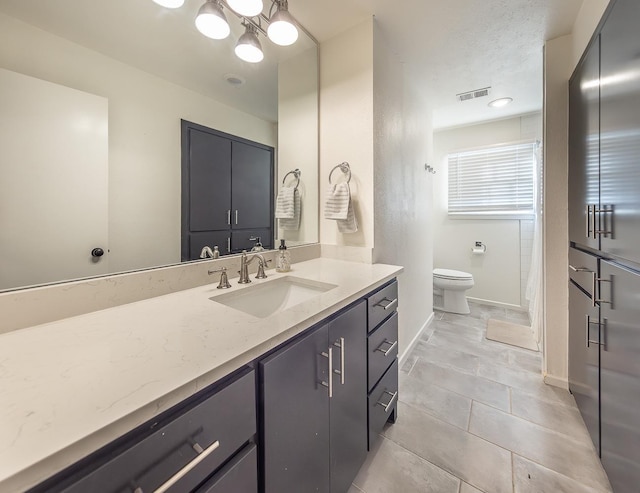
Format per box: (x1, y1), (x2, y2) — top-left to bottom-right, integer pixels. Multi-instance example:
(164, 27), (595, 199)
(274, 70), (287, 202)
(0, 259), (402, 492)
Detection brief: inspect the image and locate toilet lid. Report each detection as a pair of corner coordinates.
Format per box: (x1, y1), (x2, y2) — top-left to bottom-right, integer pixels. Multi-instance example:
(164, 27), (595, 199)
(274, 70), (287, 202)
(433, 268), (473, 280)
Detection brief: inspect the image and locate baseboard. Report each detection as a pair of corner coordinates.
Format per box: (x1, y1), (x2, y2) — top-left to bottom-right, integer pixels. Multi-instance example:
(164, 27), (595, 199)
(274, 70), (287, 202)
(543, 373), (569, 390)
(399, 312), (434, 369)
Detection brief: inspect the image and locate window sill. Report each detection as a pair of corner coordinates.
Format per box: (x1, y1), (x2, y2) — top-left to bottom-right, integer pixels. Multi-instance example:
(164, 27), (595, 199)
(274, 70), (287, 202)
(448, 212), (535, 220)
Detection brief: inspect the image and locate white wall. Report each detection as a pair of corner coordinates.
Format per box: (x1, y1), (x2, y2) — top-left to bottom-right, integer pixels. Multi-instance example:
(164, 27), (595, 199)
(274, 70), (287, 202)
(319, 19), (374, 251)
(0, 12), (276, 275)
(542, 0), (610, 388)
(433, 115), (542, 308)
(371, 22), (434, 358)
(277, 47), (319, 246)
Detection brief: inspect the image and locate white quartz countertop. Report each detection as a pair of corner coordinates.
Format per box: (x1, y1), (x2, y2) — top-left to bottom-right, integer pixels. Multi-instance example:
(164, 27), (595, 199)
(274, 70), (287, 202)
(0, 258), (402, 491)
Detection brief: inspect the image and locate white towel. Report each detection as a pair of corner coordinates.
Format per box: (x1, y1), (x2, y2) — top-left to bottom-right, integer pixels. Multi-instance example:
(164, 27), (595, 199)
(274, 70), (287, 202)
(279, 189), (302, 231)
(324, 183), (350, 220)
(324, 183), (358, 233)
(275, 186), (295, 219)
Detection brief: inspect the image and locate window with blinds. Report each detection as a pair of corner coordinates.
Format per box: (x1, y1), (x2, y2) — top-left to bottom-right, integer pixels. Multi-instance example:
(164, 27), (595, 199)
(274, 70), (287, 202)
(447, 142), (535, 215)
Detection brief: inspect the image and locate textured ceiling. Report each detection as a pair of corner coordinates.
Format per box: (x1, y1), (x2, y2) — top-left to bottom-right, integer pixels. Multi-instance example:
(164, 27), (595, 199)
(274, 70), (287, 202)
(0, 0), (584, 128)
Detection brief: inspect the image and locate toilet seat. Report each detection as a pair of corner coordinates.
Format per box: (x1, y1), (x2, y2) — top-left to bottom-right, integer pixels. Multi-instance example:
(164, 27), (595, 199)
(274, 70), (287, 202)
(433, 268), (473, 281)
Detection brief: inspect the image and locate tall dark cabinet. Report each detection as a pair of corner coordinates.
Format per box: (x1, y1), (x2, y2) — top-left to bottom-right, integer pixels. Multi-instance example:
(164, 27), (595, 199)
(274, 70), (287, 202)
(260, 301), (367, 493)
(568, 0), (640, 491)
(181, 120), (274, 260)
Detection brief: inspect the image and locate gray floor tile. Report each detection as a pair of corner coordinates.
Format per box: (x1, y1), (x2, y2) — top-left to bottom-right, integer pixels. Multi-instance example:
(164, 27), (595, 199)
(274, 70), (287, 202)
(511, 389), (594, 446)
(469, 402), (611, 491)
(400, 372), (472, 430)
(506, 349), (542, 374)
(468, 302), (507, 320)
(400, 353), (418, 374)
(410, 340), (480, 375)
(384, 402), (513, 493)
(353, 436), (460, 493)
(460, 482), (485, 493)
(513, 454), (612, 493)
(509, 378), (578, 409)
(409, 358), (511, 412)
(428, 331), (511, 367)
(477, 360), (545, 390)
(440, 311), (488, 330)
(431, 319), (485, 342)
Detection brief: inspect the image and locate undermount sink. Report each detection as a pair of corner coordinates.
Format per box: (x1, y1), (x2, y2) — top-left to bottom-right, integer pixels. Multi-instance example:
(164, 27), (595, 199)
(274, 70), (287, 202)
(210, 276), (338, 318)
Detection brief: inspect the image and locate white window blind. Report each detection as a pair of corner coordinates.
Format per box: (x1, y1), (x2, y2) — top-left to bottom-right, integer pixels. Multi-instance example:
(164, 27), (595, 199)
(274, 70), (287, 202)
(448, 142), (535, 215)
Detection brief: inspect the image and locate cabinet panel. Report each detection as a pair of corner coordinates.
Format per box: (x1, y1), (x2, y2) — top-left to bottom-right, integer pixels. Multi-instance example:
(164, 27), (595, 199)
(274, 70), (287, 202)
(599, 0), (640, 264)
(368, 312), (398, 391)
(367, 280), (398, 333)
(599, 261), (640, 493)
(568, 280), (600, 453)
(197, 443), (257, 493)
(368, 360), (398, 449)
(568, 35), (600, 249)
(260, 326), (330, 493)
(232, 141), (273, 230)
(188, 129), (232, 232)
(329, 301), (367, 493)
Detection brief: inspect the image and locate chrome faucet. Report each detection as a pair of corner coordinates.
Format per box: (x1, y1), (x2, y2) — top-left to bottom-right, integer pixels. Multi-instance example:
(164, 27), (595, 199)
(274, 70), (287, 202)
(238, 250), (268, 284)
(200, 246), (215, 259)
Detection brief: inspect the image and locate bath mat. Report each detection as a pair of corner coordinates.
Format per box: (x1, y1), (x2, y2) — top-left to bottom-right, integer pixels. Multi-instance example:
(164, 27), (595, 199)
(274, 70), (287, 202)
(486, 319), (538, 351)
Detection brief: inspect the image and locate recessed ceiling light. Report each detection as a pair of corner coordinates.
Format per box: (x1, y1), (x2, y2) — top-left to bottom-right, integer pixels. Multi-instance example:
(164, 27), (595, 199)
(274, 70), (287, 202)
(488, 97), (513, 108)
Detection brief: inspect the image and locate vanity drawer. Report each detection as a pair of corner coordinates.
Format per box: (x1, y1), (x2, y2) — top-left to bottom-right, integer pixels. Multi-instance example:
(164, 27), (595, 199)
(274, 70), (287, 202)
(197, 443), (257, 493)
(368, 360), (398, 449)
(368, 312), (398, 391)
(60, 369), (256, 493)
(367, 280), (398, 333)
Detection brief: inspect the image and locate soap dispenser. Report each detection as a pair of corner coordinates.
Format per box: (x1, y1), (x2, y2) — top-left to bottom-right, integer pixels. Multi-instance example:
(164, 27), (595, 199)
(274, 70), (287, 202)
(275, 239), (291, 273)
(212, 245), (220, 259)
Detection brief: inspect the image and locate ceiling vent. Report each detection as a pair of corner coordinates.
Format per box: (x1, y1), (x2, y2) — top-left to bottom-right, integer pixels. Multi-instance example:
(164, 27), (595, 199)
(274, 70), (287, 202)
(456, 87), (491, 102)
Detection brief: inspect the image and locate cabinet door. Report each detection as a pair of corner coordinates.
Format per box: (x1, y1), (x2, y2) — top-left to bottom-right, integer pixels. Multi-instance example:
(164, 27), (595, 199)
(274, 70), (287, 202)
(231, 141), (273, 230)
(599, 0), (640, 263)
(599, 261), (640, 493)
(568, 35), (600, 249)
(568, 280), (600, 453)
(328, 301), (367, 493)
(260, 325), (330, 493)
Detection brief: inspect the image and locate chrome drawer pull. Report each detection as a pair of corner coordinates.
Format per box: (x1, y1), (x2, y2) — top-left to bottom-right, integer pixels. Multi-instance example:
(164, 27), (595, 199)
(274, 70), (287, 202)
(375, 339), (398, 356)
(320, 348), (333, 398)
(333, 338), (345, 385)
(585, 315), (603, 348)
(569, 265), (593, 273)
(227, 209), (231, 225)
(152, 440), (220, 493)
(375, 297), (398, 311)
(376, 390), (398, 413)
(585, 204), (591, 238)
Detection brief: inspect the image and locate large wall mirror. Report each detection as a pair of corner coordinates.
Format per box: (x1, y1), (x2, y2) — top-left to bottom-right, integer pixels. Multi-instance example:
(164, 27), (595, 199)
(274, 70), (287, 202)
(0, 0), (318, 292)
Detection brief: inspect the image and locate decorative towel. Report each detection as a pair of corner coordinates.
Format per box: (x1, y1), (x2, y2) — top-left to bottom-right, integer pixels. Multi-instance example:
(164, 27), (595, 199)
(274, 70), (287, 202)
(324, 183), (358, 233)
(279, 189), (302, 231)
(275, 186), (296, 219)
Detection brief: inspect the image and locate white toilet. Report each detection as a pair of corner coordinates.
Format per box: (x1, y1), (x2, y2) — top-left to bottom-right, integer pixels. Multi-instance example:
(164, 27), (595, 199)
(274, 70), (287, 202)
(433, 268), (475, 314)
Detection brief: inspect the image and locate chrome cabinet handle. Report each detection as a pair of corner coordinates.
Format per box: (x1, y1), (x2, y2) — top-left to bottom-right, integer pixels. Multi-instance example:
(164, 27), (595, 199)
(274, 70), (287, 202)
(594, 276), (612, 305)
(333, 338), (345, 385)
(227, 209), (231, 225)
(585, 315), (603, 348)
(320, 348), (333, 398)
(569, 265), (593, 273)
(235, 210), (238, 225)
(375, 339), (398, 356)
(375, 297), (398, 311)
(152, 440), (220, 493)
(376, 390), (398, 413)
(594, 205), (613, 237)
(227, 237), (231, 253)
(585, 204), (591, 238)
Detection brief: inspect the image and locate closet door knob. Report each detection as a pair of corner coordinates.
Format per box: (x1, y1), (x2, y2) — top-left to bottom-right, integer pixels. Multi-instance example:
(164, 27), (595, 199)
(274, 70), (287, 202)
(91, 248), (105, 258)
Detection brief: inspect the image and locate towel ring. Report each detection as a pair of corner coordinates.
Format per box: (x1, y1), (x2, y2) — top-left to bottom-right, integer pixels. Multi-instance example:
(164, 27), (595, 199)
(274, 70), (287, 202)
(329, 162), (351, 184)
(282, 169), (301, 189)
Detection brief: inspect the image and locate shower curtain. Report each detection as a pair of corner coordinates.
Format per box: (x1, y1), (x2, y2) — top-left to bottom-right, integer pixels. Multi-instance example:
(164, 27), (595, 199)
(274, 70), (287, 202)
(526, 142), (544, 344)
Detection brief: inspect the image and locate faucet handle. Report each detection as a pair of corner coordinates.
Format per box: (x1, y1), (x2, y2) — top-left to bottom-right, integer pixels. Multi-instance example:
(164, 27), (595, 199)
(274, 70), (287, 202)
(256, 261), (267, 279)
(208, 267), (232, 289)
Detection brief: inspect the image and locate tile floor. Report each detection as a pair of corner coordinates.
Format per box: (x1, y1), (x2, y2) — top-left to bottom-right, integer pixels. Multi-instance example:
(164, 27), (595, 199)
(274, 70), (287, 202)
(349, 302), (612, 493)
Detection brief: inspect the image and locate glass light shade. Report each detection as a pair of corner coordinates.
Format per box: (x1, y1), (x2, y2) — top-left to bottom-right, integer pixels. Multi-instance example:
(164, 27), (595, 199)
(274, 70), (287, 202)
(267, 9), (298, 46)
(227, 0), (263, 17)
(152, 0), (185, 8)
(195, 1), (230, 40)
(235, 28), (264, 63)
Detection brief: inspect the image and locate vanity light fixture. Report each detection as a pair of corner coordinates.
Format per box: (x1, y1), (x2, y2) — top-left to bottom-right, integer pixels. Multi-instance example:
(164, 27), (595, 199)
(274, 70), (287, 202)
(152, 0), (185, 8)
(488, 97), (513, 108)
(195, 0), (231, 40)
(267, 0), (298, 46)
(235, 23), (264, 63)
(227, 0), (264, 17)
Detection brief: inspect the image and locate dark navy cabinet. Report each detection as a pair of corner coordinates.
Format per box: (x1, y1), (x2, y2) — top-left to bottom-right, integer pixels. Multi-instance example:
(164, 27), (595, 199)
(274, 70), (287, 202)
(260, 300), (367, 493)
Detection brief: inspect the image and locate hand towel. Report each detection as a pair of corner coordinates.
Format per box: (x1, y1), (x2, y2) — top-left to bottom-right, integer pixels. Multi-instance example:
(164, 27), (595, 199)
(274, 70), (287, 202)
(279, 188), (302, 231)
(324, 182), (358, 233)
(275, 186), (296, 219)
(324, 183), (350, 220)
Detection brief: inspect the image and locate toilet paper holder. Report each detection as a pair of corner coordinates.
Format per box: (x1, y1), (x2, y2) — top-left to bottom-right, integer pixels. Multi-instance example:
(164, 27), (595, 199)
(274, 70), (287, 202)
(472, 241), (486, 254)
